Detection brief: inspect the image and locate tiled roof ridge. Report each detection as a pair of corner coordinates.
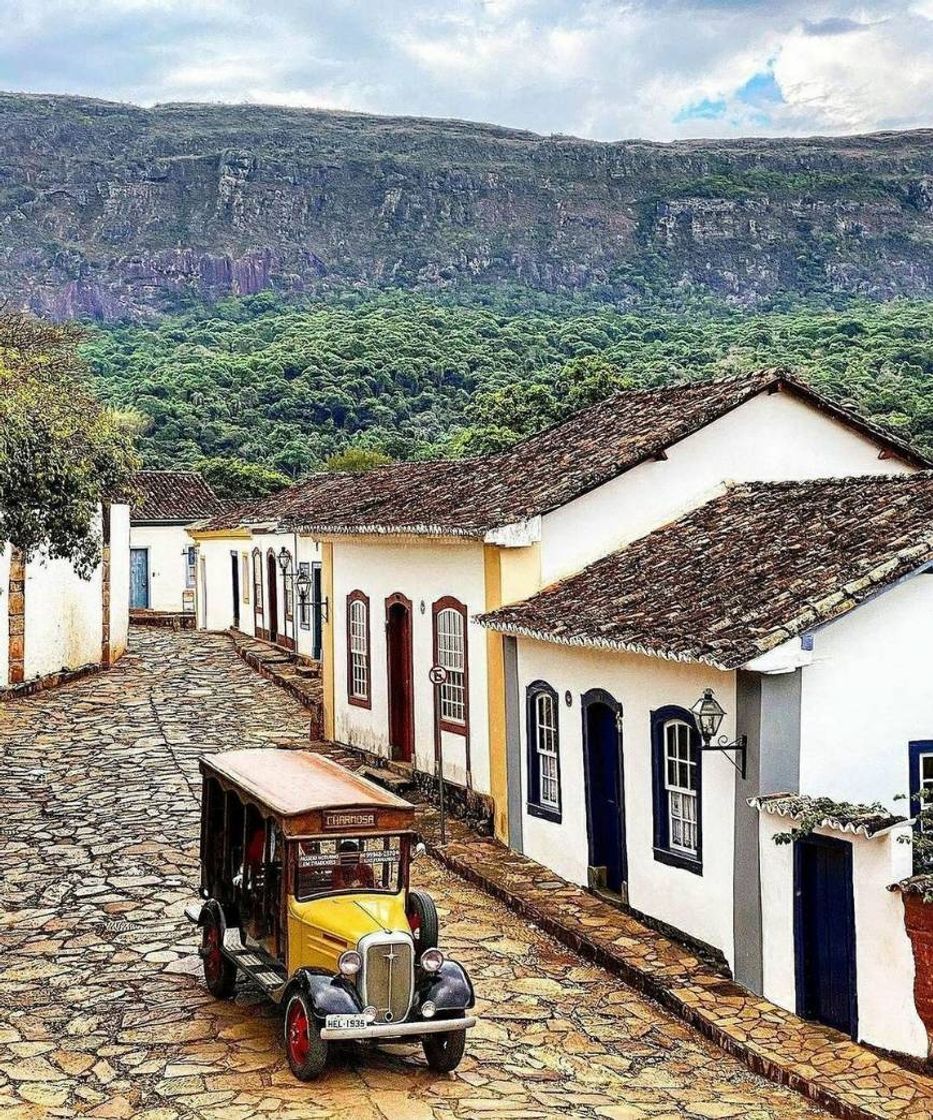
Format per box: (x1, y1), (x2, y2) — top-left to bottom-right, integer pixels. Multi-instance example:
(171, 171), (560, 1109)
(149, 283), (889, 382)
(476, 472), (933, 669)
(729, 471), (933, 494)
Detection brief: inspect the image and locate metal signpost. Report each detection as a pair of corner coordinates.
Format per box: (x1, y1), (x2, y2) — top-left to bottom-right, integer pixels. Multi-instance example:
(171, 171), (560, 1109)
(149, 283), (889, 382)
(428, 664), (448, 844)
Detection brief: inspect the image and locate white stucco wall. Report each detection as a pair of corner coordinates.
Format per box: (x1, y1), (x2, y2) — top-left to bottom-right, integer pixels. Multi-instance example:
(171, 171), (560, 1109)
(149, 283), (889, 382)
(332, 537), (490, 795)
(129, 523), (195, 612)
(539, 389), (915, 585)
(758, 813), (926, 1058)
(195, 531), (322, 661)
(109, 504), (131, 661)
(798, 574), (933, 810)
(514, 637), (738, 966)
(24, 553), (101, 680)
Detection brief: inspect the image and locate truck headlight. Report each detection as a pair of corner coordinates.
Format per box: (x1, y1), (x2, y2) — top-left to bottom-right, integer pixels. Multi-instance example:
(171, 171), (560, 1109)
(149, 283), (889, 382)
(420, 948), (444, 973)
(338, 950), (362, 977)
(421, 1000), (436, 1018)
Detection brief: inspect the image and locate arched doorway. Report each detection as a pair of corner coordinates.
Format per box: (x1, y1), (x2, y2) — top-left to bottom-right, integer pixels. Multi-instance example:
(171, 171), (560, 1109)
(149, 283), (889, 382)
(385, 593), (414, 763)
(266, 551), (279, 643)
(582, 689), (627, 897)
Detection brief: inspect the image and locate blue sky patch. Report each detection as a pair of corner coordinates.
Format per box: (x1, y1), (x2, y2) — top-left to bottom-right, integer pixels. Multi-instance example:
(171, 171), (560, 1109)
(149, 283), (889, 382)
(674, 97), (727, 122)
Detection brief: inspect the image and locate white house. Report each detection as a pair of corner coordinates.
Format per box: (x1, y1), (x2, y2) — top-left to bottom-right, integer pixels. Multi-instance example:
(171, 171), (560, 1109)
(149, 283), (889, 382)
(282, 371), (923, 836)
(129, 471), (224, 614)
(189, 494), (325, 662)
(478, 473), (933, 1059)
(1, 501), (130, 695)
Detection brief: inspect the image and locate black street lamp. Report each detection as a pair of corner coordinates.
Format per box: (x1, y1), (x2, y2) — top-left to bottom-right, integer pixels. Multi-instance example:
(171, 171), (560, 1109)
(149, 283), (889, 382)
(690, 687), (747, 778)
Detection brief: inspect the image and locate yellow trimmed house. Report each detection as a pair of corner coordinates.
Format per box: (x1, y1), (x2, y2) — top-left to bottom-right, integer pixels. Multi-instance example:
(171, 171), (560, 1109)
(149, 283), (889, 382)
(193, 372), (925, 845)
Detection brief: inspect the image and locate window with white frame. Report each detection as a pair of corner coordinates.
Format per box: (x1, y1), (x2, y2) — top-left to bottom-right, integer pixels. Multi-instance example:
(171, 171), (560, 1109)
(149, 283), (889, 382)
(434, 601), (467, 729)
(185, 546), (197, 588)
(664, 720), (698, 855)
(241, 553), (250, 604)
(915, 747), (933, 832)
(651, 707), (702, 873)
(526, 682), (561, 820)
(347, 592), (370, 706)
(252, 549), (263, 610)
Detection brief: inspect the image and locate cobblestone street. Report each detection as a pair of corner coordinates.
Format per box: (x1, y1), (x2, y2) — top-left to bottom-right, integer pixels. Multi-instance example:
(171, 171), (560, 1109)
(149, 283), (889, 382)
(0, 629), (829, 1120)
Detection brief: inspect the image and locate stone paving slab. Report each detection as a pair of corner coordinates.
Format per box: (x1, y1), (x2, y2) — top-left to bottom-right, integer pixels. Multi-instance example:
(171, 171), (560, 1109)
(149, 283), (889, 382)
(0, 627), (829, 1120)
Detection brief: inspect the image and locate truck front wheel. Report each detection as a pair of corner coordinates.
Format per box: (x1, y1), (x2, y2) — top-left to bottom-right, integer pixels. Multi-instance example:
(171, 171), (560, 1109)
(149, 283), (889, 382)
(422, 1016), (466, 1073)
(284, 992), (328, 1081)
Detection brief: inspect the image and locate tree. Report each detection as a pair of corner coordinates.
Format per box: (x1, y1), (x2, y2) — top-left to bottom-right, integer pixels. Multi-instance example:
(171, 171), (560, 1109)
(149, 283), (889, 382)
(0, 312), (138, 577)
(196, 456), (291, 499)
(325, 447), (393, 473)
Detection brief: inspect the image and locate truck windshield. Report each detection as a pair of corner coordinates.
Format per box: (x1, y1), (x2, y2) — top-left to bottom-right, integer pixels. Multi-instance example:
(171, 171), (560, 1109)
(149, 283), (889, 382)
(295, 835), (404, 900)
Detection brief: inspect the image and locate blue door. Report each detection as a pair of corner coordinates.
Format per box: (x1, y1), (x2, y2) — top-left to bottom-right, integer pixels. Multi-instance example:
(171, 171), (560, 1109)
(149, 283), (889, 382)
(794, 835), (858, 1037)
(130, 548), (149, 609)
(583, 691), (627, 894)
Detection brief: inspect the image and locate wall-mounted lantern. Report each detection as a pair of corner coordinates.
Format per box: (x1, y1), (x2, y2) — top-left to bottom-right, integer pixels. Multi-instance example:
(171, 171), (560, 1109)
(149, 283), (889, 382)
(691, 687), (747, 778)
(277, 546), (291, 574)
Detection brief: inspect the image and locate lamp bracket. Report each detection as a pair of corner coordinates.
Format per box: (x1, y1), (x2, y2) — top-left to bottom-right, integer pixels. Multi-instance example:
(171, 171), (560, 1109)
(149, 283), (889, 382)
(700, 735), (747, 779)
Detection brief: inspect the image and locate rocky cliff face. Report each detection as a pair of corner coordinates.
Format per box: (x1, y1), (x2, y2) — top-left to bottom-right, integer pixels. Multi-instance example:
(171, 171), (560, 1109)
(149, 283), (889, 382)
(2, 93), (933, 319)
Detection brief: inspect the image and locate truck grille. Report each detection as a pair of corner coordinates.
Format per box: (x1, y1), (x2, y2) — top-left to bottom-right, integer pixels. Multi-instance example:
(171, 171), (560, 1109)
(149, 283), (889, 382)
(359, 933), (414, 1024)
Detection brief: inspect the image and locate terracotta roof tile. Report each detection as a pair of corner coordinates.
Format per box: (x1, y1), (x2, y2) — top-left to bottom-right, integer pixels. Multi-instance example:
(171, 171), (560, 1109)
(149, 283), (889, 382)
(131, 471), (224, 523)
(209, 371), (929, 538)
(476, 474), (933, 669)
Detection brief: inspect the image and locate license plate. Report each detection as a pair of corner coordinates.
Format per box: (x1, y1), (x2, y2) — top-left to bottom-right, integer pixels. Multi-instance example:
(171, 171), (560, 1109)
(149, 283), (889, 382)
(325, 1014), (367, 1031)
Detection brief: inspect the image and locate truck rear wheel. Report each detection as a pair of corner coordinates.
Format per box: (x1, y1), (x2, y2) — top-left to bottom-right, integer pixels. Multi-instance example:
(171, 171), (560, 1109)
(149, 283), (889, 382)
(407, 889), (439, 952)
(201, 909), (236, 999)
(422, 1016), (466, 1073)
(284, 992), (328, 1081)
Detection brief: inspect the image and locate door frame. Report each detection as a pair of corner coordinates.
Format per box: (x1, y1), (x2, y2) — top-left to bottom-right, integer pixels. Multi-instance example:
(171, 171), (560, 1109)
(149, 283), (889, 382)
(794, 833), (858, 1038)
(130, 546), (150, 609)
(230, 551), (240, 630)
(266, 549), (279, 643)
(385, 592), (415, 764)
(311, 562), (323, 660)
(581, 688), (627, 891)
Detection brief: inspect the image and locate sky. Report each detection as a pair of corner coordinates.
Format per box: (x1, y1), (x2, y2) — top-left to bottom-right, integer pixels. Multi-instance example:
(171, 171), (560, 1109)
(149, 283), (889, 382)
(0, 0), (931, 141)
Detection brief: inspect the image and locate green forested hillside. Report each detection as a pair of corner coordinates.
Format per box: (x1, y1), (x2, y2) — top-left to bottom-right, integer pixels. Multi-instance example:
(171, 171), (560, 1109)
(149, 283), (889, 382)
(84, 291), (933, 480)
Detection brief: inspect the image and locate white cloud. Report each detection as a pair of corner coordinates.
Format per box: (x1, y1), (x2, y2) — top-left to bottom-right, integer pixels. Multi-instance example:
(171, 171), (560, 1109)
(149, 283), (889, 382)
(0, 0), (930, 139)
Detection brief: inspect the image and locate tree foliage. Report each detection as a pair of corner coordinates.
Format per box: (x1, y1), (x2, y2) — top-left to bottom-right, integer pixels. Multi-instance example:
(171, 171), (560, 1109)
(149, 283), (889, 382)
(0, 312), (138, 575)
(82, 290), (933, 476)
(197, 456), (290, 500)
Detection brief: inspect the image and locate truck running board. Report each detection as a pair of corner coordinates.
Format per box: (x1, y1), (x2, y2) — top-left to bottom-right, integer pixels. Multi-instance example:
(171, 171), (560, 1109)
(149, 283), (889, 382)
(222, 945), (288, 1003)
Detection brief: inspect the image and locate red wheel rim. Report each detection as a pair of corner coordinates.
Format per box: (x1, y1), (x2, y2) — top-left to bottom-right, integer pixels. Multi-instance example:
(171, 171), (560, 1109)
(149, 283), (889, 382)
(203, 923), (222, 985)
(408, 911), (421, 937)
(287, 1000), (310, 1067)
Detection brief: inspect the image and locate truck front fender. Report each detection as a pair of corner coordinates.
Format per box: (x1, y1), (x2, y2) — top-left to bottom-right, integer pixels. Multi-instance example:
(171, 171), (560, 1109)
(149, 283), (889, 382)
(285, 970), (362, 1020)
(417, 960), (475, 1011)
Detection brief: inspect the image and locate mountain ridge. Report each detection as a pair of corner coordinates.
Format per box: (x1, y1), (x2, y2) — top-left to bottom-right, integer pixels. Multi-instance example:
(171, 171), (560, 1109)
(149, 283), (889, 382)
(2, 91), (933, 319)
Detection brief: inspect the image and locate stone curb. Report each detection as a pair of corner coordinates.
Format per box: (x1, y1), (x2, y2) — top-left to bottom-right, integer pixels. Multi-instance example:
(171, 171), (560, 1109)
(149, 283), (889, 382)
(424, 837), (914, 1120)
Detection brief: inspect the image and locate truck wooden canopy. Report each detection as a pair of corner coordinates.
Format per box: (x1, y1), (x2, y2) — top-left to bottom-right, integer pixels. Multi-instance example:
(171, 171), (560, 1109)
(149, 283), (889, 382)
(200, 748), (415, 837)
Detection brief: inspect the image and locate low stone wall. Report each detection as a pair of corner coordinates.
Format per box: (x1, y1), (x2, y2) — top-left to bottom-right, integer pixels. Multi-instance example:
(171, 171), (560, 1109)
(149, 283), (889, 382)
(129, 609), (197, 630)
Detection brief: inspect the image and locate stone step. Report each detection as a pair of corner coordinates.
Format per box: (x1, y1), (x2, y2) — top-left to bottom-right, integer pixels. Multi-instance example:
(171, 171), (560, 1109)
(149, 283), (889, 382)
(357, 766), (415, 795)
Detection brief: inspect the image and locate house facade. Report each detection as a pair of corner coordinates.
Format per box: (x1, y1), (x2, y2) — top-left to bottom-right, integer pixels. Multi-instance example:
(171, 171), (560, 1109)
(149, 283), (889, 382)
(479, 474), (933, 1059)
(129, 471), (224, 614)
(189, 501), (326, 662)
(1, 501), (130, 694)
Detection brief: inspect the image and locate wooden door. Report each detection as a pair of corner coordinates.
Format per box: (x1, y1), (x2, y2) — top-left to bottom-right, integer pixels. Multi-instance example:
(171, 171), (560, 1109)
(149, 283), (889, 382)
(795, 835), (858, 1037)
(230, 552), (240, 630)
(266, 551), (278, 642)
(130, 548), (149, 608)
(583, 693), (627, 894)
(386, 594), (414, 763)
